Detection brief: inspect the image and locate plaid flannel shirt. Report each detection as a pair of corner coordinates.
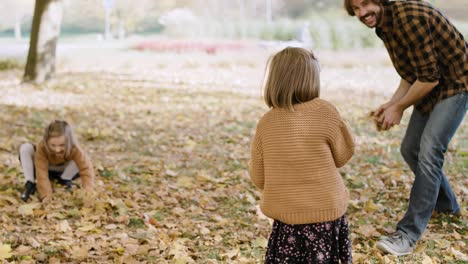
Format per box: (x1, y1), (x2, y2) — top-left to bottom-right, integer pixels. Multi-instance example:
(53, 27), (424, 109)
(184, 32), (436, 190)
(376, 1), (467, 114)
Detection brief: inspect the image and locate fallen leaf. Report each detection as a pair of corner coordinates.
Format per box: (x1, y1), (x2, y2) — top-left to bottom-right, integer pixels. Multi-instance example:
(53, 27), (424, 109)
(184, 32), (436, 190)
(27, 238), (40, 248)
(251, 237), (268, 248)
(199, 227), (210, 235)
(58, 220), (72, 232)
(356, 225), (379, 237)
(70, 246), (88, 260)
(169, 239), (191, 259)
(18, 203), (41, 216)
(0, 244), (13, 260)
(78, 223), (96, 232)
(451, 247), (468, 261)
(352, 253), (367, 262)
(176, 176), (194, 188)
(221, 248), (239, 259)
(421, 254), (433, 264)
(363, 199), (379, 213)
(15, 245), (32, 254)
(0, 195), (18, 205)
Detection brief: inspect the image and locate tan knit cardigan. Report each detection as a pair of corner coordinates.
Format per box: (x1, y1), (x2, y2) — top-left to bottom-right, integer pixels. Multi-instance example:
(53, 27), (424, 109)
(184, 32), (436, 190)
(35, 140), (95, 200)
(250, 98), (355, 224)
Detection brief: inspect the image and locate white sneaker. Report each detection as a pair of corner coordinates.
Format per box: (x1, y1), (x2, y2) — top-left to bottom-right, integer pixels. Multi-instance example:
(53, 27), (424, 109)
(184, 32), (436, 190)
(376, 232), (413, 256)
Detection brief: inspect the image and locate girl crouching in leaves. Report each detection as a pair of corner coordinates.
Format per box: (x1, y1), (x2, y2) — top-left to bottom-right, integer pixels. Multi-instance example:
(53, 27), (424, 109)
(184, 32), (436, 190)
(19, 120), (94, 202)
(249, 47), (355, 263)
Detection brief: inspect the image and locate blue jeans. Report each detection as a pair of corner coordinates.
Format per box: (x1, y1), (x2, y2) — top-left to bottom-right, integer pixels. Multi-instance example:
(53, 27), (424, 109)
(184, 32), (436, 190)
(397, 91), (467, 244)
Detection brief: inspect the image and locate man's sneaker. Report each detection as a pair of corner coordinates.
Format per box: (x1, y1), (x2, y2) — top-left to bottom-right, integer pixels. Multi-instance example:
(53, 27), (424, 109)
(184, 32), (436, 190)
(21, 181), (36, 201)
(376, 231), (413, 256)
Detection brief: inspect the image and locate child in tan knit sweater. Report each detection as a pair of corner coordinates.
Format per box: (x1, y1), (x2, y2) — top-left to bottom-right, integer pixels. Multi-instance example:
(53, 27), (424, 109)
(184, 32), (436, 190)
(19, 120), (94, 202)
(249, 47), (355, 263)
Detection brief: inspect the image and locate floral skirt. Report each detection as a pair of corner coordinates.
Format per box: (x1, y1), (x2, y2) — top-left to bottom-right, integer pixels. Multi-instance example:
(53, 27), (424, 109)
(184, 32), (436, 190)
(265, 214), (352, 264)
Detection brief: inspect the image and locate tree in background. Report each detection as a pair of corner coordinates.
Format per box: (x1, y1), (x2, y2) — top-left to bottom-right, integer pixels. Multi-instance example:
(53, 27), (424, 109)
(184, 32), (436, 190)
(0, 0), (34, 40)
(24, 0), (63, 83)
(113, 0), (158, 39)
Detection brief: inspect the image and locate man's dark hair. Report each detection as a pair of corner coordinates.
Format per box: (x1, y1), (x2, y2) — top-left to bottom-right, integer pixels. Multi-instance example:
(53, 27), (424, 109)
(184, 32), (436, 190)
(343, 0), (390, 16)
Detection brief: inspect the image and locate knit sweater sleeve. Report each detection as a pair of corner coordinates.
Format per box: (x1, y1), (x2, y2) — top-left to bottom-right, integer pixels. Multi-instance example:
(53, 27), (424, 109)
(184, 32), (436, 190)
(326, 107), (355, 168)
(70, 146), (95, 190)
(249, 127), (264, 190)
(35, 141), (53, 200)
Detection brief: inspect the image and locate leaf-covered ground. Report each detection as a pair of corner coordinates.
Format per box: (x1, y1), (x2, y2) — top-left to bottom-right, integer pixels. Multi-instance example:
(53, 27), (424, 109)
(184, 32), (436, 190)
(0, 45), (466, 263)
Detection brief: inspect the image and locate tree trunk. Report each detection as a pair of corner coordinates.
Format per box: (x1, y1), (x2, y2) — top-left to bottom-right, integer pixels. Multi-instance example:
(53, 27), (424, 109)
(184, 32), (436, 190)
(15, 14), (22, 41)
(265, 0), (272, 24)
(104, 9), (112, 40)
(24, 0), (63, 83)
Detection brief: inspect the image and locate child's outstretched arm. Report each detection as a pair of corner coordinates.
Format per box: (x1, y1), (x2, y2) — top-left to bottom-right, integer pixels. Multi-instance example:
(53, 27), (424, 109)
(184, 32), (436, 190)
(329, 118), (355, 168)
(249, 133), (264, 190)
(70, 147), (94, 191)
(35, 142), (53, 201)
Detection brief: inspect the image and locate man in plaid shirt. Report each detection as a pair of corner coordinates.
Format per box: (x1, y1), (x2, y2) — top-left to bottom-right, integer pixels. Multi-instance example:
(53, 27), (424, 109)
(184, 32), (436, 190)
(345, 0), (467, 256)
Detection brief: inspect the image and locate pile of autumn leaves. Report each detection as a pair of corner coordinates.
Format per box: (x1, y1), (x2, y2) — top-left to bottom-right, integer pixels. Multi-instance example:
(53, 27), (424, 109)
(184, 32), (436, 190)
(0, 68), (466, 263)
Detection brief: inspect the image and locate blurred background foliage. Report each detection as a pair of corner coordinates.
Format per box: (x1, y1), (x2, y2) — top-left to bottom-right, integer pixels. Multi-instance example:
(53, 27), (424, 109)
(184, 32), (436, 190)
(0, 0), (467, 50)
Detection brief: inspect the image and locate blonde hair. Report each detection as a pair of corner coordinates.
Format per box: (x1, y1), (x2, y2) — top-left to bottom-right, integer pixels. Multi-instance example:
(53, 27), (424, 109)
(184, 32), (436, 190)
(263, 47), (320, 111)
(43, 120), (77, 159)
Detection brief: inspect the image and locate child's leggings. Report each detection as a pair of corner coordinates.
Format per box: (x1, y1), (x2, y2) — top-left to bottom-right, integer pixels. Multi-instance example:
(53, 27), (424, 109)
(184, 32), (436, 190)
(19, 143), (79, 183)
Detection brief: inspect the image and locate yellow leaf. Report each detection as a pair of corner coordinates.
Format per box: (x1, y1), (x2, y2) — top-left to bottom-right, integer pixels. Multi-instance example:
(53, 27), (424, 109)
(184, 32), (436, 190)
(422, 254), (433, 264)
(383, 255), (392, 264)
(352, 253), (367, 262)
(176, 176), (194, 188)
(169, 239), (192, 260)
(434, 239), (451, 248)
(173, 256), (195, 264)
(451, 247), (468, 261)
(183, 139), (197, 152)
(364, 199), (379, 213)
(114, 247), (125, 255)
(221, 248), (239, 259)
(252, 237), (268, 248)
(18, 203), (41, 216)
(78, 223), (96, 232)
(0, 244), (13, 260)
(0, 195), (18, 205)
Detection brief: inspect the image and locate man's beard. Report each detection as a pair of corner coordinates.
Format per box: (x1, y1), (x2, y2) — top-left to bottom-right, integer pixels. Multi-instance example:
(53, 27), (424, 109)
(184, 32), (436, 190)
(359, 10), (382, 28)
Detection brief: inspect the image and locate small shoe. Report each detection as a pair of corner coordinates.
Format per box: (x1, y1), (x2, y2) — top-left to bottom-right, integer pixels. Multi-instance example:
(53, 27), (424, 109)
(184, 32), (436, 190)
(376, 231), (413, 256)
(64, 180), (73, 190)
(21, 181), (36, 201)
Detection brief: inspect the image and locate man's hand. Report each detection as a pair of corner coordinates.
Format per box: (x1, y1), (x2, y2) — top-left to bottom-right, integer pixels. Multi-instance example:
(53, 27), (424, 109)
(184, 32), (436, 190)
(377, 104), (404, 131)
(371, 101), (393, 131)
(374, 101), (394, 118)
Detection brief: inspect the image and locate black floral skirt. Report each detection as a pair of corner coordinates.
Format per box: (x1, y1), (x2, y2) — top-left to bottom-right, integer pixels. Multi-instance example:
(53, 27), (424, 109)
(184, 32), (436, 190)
(265, 214), (352, 264)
